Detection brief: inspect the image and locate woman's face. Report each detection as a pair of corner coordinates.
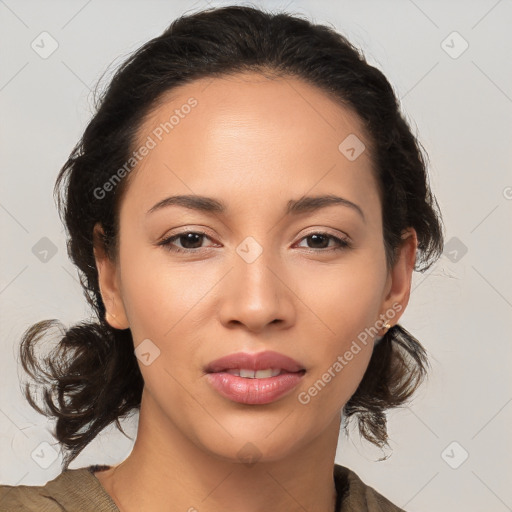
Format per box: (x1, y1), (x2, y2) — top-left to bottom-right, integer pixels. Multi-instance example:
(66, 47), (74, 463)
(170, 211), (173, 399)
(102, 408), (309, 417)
(95, 72), (415, 463)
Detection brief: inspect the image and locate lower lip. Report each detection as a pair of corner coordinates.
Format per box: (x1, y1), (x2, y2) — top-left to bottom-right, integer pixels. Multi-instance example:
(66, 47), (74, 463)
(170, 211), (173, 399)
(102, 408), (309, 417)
(206, 371), (305, 405)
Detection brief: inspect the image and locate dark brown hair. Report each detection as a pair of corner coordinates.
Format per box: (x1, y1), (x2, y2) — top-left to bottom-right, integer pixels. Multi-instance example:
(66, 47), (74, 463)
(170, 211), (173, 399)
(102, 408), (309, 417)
(19, 4), (444, 470)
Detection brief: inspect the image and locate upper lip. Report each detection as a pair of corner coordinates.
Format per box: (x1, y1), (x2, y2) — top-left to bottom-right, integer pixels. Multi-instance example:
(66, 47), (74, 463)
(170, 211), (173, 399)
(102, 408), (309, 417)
(205, 350), (305, 373)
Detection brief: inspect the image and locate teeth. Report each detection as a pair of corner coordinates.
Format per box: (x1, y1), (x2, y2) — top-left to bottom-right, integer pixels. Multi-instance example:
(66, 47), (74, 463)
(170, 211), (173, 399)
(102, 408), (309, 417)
(226, 368), (282, 378)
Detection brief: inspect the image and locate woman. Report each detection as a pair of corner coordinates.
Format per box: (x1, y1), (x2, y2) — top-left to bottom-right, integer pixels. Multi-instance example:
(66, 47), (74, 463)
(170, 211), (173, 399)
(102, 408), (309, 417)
(0, 4), (444, 511)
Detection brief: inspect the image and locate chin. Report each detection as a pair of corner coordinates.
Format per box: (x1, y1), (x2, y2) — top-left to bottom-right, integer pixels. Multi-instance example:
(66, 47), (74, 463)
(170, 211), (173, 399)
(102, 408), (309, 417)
(193, 421), (310, 465)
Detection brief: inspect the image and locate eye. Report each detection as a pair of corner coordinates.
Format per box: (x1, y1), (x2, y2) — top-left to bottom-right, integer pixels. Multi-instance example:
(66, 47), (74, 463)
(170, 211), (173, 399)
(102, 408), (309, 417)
(295, 232), (351, 252)
(157, 230), (215, 253)
(157, 230), (351, 254)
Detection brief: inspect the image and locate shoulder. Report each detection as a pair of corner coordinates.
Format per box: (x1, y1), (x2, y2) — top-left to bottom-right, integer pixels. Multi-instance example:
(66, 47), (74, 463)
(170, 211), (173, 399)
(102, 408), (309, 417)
(0, 465), (118, 512)
(334, 464), (406, 512)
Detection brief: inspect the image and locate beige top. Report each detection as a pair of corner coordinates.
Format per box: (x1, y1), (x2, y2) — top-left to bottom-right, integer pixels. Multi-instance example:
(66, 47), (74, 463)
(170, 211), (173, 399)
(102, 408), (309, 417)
(0, 463), (406, 511)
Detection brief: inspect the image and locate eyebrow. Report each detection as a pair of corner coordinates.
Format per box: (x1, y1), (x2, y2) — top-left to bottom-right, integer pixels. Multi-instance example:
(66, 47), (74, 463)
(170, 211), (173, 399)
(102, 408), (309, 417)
(147, 193), (365, 222)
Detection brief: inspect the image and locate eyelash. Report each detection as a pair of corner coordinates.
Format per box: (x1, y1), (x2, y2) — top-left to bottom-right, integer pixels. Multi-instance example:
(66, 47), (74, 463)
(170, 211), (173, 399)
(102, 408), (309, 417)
(157, 230), (351, 254)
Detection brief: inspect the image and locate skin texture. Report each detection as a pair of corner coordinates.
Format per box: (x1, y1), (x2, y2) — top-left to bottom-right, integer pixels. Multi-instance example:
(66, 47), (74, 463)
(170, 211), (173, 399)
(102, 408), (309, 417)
(93, 72), (417, 512)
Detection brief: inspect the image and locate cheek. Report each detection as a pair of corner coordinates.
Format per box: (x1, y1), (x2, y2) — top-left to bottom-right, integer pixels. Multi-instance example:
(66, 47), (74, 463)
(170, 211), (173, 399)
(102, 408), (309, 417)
(293, 257), (386, 406)
(118, 244), (219, 341)
(297, 254), (387, 339)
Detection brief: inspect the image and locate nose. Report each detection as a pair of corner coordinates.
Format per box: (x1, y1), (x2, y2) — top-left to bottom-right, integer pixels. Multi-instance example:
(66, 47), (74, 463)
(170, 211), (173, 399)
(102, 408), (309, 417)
(218, 248), (296, 333)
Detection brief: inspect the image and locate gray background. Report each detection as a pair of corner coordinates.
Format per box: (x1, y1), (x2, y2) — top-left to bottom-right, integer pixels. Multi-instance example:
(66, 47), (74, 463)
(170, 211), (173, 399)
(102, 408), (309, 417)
(1, 1), (511, 511)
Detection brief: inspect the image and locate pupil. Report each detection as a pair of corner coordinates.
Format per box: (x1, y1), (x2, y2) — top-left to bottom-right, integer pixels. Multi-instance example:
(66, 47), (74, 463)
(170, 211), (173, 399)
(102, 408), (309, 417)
(182, 233), (202, 248)
(309, 234), (328, 248)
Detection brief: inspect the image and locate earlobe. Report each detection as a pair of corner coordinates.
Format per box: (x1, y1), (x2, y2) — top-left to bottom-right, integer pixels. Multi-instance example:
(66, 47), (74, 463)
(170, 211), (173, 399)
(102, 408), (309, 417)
(93, 223), (130, 330)
(378, 228), (418, 334)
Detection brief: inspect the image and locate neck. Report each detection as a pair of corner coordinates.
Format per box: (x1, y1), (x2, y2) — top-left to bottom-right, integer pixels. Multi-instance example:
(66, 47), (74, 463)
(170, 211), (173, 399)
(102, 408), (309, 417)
(96, 389), (341, 512)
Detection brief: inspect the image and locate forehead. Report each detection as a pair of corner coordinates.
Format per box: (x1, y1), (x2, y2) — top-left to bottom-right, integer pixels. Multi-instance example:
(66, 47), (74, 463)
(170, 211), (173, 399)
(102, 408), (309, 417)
(121, 72), (379, 222)
(140, 71), (367, 148)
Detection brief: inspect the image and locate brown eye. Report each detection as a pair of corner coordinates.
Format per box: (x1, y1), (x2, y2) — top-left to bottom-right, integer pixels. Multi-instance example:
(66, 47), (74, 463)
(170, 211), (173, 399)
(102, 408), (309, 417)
(296, 232), (351, 252)
(158, 231), (213, 253)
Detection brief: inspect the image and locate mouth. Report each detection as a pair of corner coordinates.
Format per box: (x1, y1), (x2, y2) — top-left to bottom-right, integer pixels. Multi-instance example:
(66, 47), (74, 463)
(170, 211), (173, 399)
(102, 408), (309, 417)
(204, 351), (306, 405)
(205, 350), (306, 374)
(221, 368), (306, 378)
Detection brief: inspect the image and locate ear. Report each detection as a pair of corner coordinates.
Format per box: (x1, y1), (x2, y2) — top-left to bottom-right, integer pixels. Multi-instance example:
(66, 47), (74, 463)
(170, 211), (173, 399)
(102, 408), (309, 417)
(377, 227), (418, 334)
(93, 222), (129, 330)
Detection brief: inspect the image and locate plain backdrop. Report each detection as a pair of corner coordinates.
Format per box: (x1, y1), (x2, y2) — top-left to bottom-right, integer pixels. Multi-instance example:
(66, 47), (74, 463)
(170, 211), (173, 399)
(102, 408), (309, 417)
(1, 1), (511, 511)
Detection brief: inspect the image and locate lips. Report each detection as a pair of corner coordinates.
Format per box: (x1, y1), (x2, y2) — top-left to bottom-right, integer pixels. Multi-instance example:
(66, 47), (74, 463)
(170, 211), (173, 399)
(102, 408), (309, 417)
(205, 350), (305, 374)
(204, 350), (306, 405)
